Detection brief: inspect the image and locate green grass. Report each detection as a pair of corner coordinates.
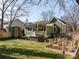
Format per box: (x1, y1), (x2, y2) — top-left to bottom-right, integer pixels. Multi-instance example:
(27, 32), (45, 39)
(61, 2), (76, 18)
(0, 39), (71, 59)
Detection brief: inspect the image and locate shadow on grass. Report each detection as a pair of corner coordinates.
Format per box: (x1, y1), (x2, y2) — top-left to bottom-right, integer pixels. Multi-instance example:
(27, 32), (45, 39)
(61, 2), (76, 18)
(0, 46), (65, 59)
(0, 53), (16, 59)
(0, 37), (28, 41)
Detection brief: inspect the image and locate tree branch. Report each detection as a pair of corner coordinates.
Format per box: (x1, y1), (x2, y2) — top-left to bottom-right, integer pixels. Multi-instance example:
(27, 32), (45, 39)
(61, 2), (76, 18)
(4, 0), (15, 12)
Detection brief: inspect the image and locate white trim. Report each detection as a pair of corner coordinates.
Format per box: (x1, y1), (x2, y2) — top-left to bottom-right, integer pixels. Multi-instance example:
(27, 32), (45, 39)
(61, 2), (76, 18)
(55, 17), (67, 25)
(46, 23), (54, 26)
(53, 25), (57, 33)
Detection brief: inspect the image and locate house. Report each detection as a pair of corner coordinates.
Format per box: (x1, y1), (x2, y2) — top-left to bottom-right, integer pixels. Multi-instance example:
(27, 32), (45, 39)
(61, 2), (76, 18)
(10, 19), (26, 37)
(25, 22), (36, 37)
(34, 21), (48, 37)
(25, 21), (48, 37)
(4, 19), (25, 37)
(4, 19), (36, 37)
(45, 17), (69, 37)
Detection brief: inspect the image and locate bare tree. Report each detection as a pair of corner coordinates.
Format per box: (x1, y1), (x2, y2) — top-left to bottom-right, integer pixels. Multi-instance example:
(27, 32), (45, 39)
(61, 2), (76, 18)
(0, 0), (29, 30)
(41, 11), (49, 21)
(48, 10), (54, 20)
(58, 0), (79, 31)
(68, 5), (79, 31)
(8, 0), (28, 31)
(0, 0), (46, 30)
(0, 0), (16, 30)
(41, 10), (54, 21)
(8, 0), (47, 31)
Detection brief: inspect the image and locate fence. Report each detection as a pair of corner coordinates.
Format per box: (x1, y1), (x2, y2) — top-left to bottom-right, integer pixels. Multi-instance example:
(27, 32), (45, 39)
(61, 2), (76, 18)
(0, 30), (11, 38)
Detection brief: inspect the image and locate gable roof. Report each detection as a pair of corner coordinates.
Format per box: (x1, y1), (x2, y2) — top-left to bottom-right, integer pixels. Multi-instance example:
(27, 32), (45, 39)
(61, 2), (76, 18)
(49, 17), (68, 25)
(11, 19), (25, 28)
(50, 17), (57, 23)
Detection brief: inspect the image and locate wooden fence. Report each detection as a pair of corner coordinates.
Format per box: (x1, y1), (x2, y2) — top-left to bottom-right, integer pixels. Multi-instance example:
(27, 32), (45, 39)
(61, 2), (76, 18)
(0, 30), (11, 38)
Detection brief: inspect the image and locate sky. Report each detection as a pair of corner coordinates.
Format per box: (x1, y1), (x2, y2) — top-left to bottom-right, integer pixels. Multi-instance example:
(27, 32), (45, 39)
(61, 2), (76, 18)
(0, 0), (77, 23)
(23, 0), (75, 22)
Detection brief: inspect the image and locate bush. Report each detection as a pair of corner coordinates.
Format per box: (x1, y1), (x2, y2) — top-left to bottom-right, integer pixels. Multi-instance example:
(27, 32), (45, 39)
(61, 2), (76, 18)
(38, 35), (44, 42)
(65, 34), (72, 40)
(37, 35), (48, 42)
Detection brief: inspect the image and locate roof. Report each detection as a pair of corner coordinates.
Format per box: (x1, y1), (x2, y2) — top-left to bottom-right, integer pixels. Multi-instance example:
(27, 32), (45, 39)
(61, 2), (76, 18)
(11, 19), (25, 29)
(25, 22), (35, 28)
(3, 19), (25, 29)
(49, 17), (68, 25)
(25, 21), (49, 28)
(35, 21), (48, 26)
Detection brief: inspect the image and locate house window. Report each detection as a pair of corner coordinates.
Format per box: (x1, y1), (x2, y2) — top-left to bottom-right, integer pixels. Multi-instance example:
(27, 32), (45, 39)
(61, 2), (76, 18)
(26, 27), (27, 29)
(38, 27), (44, 31)
(53, 26), (57, 33)
(28, 28), (32, 31)
(28, 28), (29, 31)
(29, 28), (31, 31)
(66, 26), (68, 32)
(33, 28), (35, 32)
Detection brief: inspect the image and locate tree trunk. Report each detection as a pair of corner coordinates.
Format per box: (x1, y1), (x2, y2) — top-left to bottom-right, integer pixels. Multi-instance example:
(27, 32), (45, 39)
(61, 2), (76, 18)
(9, 22), (11, 31)
(9, 20), (14, 31)
(1, 11), (4, 30)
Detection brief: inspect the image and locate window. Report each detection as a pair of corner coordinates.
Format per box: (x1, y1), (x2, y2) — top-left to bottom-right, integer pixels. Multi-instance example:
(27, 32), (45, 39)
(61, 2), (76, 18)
(28, 28), (29, 31)
(28, 28), (32, 31)
(33, 28), (35, 32)
(53, 25), (57, 33)
(66, 26), (68, 32)
(29, 28), (32, 31)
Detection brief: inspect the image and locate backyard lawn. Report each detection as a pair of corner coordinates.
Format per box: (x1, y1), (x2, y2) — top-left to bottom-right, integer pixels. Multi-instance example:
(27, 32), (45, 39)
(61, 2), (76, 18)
(0, 39), (71, 59)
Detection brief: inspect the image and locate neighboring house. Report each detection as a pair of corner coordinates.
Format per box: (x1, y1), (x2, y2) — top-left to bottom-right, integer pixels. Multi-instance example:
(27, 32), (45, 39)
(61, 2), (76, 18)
(25, 23), (36, 37)
(0, 19), (26, 38)
(4, 19), (25, 37)
(10, 19), (26, 37)
(45, 17), (69, 37)
(4, 19), (36, 37)
(35, 21), (48, 36)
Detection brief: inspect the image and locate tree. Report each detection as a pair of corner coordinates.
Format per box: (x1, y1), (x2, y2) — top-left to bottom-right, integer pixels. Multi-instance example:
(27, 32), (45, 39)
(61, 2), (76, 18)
(68, 5), (79, 31)
(8, 0), (28, 31)
(41, 0), (79, 31)
(0, 0), (29, 30)
(41, 11), (49, 21)
(0, 0), (43, 30)
(58, 0), (79, 31)
(0, 0), (16, 30)
(51, 0), (79, 31)
(41, 10), (54, 21)
(8, 0), (46, 31)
